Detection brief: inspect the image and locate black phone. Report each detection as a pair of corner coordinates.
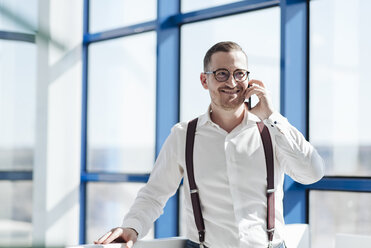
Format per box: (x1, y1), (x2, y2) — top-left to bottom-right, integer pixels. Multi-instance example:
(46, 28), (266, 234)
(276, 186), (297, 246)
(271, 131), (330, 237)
(247, 76), (252, 110)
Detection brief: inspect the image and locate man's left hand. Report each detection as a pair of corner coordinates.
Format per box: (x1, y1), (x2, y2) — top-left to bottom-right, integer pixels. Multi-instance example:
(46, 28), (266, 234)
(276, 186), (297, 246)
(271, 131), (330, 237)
(245, 79), (274, 120)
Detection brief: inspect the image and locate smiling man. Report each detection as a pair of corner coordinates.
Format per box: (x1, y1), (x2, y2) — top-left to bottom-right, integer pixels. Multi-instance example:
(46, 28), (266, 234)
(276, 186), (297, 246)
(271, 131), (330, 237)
(95, 41), (324, 248)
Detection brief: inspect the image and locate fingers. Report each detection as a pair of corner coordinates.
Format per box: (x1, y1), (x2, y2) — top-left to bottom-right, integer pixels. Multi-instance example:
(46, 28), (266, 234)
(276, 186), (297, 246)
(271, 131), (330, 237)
(102, 228), (124, 244)
(126, 240), (134, 248)
(94, 228), (123, 244)
(248, 79), (265, 88)
(94, 231), (112, 244)
(245, 81), (267, 100)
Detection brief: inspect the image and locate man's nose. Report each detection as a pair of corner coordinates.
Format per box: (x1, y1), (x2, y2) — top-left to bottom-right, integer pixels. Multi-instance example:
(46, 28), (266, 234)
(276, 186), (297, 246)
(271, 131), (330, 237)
(225, 76), (237, 88)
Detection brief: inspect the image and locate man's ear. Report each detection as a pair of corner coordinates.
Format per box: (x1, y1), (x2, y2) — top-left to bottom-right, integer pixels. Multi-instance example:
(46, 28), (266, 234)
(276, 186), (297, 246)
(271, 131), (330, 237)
(200, 73), (208, 89)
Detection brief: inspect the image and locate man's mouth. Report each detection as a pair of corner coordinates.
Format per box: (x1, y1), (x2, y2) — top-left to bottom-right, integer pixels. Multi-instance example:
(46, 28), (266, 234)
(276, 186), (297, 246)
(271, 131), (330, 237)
(220, 89), (241, 94)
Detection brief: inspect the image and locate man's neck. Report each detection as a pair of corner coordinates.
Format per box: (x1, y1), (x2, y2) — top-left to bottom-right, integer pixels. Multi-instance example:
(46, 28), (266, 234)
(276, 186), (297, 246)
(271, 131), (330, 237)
(210, 104), (246, 133)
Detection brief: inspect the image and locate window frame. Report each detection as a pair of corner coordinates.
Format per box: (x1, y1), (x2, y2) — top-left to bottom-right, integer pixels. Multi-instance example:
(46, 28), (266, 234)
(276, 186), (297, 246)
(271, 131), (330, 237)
(80, 0), (371, 243)
(0, 31), (35, 192)
(0, 23), (36, 247)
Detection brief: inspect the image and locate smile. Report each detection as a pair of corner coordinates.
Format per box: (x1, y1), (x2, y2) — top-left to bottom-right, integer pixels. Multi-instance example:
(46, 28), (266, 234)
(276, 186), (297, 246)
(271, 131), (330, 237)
(220, 89), (240, 94)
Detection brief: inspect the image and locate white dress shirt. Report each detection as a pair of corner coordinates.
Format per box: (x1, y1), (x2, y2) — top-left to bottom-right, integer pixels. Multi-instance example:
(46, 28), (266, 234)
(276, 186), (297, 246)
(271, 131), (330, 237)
(122, 108), (324, 248)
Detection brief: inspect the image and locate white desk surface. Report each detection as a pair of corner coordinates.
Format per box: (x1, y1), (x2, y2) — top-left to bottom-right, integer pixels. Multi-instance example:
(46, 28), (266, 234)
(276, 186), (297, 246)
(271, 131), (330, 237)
(67, 237), (187, 248)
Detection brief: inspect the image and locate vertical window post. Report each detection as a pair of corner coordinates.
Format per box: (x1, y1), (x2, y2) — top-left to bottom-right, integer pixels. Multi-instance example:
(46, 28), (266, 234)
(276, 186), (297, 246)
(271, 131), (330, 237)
(280, 0), (309, 224)
(79, 0), (89, 243)
(155, 0), (180, 238)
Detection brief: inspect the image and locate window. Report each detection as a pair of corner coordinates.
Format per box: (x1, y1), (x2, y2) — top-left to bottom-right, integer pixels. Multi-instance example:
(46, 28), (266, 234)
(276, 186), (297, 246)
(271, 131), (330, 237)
(310, 190), (371, 248)
(180, 7), (280, 121)
(0, 181), (32, 247)
(0, 40), (36, 171)
(89, 0), (157, 33)
(0, 0), (37, 33)
(181, 0), (239, 13)
(87, 32), (156, 174)
(308, 1), (371, 247)
(0, 39), (36, 245)
(86, 182), (154, 242)
(309, 0), (371, 176)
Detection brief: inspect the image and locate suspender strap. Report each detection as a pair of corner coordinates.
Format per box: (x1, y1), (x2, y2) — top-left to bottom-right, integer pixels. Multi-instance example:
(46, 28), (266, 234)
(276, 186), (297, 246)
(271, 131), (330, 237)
(257, 121), (275, 245)
(185, 118), (206, 246)
(185, 119), (275, 247)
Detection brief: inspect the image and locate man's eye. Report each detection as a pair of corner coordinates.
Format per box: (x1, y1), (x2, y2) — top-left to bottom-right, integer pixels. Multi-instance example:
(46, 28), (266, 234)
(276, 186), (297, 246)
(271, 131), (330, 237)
(217, 71), (227, 76)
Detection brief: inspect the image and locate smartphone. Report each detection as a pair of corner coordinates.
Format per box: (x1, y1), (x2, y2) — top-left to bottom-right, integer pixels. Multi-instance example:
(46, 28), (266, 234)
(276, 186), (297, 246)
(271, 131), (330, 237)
(247, 75), (252, 110)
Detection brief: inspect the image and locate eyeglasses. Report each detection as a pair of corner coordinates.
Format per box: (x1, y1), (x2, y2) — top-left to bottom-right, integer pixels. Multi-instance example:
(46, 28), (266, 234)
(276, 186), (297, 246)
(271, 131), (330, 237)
(204, 68), (250, 82)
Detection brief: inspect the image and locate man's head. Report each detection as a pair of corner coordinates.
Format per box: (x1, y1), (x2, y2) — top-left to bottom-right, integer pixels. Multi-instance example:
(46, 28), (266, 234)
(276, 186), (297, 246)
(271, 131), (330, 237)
(201, 41), (249, 112)
(203, 41), (247, 72)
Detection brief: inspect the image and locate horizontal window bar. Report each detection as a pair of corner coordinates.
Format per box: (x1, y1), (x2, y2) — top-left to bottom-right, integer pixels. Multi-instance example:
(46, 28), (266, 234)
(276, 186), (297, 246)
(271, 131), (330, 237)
(304, 177), (371, 192)
(172, 0), (279, 25)
(81, 172), (150, 183)
(84, 20), (157, 44)
(0, 30), (35, 43)
(0, 171), (33, 180)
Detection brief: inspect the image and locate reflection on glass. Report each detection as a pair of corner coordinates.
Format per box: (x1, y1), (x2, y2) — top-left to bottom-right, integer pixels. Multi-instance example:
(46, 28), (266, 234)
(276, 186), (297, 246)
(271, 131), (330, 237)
(310, 0), (371, 176)
(181, 0), (238, 13)
(310, 190), (371, 248)
(87, 32), (156, 173)
(0, 0), (37, 33)
(180, 7), (280, 121)
(86, 182), (154, 242)
(89, 0), (157, 33)
(0, 181), (32, 246)
(0, 41), (36, 171)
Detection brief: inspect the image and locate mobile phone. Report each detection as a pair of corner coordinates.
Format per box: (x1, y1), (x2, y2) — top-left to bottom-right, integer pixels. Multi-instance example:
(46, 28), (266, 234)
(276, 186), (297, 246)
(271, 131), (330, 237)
(247, 76), (252, 110)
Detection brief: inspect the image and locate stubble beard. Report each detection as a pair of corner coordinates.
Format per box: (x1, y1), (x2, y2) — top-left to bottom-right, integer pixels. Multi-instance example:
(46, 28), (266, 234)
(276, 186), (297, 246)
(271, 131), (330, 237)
(211, 91), (245, 111)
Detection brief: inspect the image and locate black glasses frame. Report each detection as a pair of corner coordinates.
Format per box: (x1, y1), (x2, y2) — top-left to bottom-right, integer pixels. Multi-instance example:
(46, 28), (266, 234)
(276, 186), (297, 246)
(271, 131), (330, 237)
(204, 68), (250, 82)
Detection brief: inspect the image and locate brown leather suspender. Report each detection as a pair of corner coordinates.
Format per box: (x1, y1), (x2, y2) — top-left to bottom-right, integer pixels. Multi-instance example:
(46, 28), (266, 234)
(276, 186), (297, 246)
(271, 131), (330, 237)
(257, 121), (275, 248)
(185, 118), (206, 247)
(185, 118), (275, 248)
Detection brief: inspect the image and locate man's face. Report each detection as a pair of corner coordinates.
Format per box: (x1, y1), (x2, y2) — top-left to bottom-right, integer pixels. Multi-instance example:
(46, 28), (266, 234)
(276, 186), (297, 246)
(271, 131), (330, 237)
(201, 50), (248, 111)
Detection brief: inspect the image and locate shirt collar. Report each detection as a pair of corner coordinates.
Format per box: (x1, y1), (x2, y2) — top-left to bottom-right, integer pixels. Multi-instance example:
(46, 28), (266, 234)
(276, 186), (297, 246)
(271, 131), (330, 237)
(197, 105), (213, 127)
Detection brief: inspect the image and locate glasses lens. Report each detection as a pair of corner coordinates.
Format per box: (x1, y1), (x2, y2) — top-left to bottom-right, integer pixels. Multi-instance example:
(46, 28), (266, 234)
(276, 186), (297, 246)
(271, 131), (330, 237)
(233, 69), (248, 82)
(214, 69), (230, 82)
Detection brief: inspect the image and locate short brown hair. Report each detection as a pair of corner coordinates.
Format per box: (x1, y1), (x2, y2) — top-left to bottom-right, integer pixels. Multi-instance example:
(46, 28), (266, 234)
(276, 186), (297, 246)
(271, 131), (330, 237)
(203, 41), (247, 71)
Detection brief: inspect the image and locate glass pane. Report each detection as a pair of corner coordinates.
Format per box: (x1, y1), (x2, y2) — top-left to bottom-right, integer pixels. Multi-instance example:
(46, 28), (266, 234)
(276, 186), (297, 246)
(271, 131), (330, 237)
(310, 190), (371, 248)
(180, 7), (280, 121)
(181, 0), (238, 13)
(0, 181), (32, 246)
(309, 0), (371, 176)
(0, 40), (36, 171)
(0, 0), (37, 33)
(89, 0), (157, 33)
(87, 32), (156, 173)
(86, 182), (154, 243)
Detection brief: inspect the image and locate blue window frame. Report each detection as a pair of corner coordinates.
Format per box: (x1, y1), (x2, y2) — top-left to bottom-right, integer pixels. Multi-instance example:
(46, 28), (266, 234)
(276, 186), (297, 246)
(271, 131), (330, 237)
(80, 0), (371, 243)
(0, 22), (35, 247)
(0, 29), (35, 202)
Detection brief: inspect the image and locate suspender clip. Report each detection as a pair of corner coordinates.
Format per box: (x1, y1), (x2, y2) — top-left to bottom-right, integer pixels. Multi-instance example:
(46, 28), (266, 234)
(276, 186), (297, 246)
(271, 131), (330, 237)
(190, 189), (199, 194)
(267, 188), (275, 193)
(268, 241), (273, 248)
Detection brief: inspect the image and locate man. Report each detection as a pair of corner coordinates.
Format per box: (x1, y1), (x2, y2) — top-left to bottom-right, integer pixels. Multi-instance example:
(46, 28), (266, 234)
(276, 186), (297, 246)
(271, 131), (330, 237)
(95, 41), (324, 248)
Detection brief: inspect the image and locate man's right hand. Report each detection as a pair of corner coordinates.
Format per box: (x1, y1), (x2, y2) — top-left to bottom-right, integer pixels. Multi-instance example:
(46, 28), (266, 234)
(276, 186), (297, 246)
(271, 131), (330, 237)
(94, 227), (138, 248)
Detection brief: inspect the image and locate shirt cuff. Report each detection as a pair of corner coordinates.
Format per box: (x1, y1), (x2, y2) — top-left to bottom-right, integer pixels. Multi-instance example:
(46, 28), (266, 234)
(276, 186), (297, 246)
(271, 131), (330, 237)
(263, 111), (289, 136)
(122, 218), (143, 239)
